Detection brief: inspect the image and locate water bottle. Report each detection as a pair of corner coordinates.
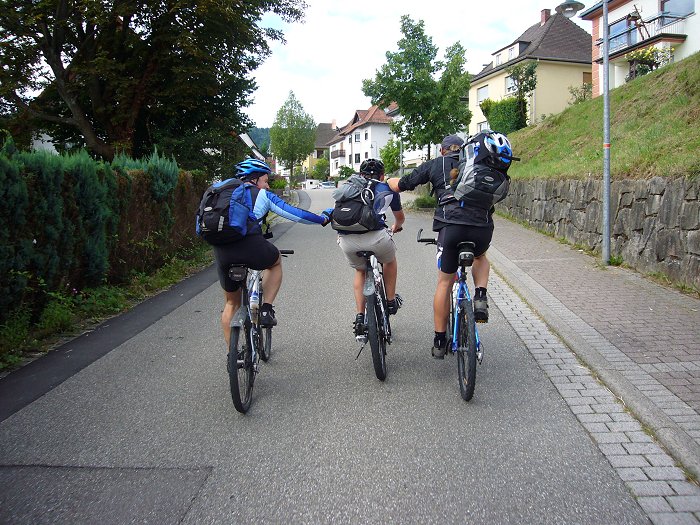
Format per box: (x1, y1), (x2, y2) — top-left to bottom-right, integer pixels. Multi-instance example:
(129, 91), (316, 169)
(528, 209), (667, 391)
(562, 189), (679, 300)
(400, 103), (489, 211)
(250, 286), (259, 323)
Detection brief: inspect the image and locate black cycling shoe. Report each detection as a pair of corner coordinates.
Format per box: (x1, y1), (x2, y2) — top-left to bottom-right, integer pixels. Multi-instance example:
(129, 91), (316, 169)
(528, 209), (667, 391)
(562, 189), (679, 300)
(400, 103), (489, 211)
(386, 293), (403, 315)
(473, 295), (489, 323)
(431, 335), (447, 359)
(354, 313), (367, 343)
(260, 303), (277, 327)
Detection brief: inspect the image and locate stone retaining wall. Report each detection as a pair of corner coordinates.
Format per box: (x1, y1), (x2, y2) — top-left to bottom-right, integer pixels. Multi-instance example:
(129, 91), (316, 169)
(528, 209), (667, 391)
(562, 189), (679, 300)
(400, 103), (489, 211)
(499, 177), (700, 290)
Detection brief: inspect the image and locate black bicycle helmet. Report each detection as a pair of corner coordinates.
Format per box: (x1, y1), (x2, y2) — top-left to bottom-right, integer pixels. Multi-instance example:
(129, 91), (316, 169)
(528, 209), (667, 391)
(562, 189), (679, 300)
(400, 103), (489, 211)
(359, 158), (385, 179)
(235, 158), (272, 181)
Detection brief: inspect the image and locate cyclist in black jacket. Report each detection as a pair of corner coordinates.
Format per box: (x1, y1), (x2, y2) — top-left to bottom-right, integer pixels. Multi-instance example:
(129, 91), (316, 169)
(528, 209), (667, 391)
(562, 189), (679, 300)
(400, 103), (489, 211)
(387, 135), (493, 359)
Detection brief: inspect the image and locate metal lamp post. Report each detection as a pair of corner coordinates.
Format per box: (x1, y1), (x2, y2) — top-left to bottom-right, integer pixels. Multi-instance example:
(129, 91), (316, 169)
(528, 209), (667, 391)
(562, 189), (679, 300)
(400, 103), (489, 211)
(557, 0), (611, 264)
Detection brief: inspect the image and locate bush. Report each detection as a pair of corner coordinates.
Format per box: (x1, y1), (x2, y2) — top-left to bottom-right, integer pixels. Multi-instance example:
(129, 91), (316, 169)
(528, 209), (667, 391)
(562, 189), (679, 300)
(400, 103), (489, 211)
(413, 195), (437, 208)
(480, 97), (525, 135)
(268, 176), (287, 190)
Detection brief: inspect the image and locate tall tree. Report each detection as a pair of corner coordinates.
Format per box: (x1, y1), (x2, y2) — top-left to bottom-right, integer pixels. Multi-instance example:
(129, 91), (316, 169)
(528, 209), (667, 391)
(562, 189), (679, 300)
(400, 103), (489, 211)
(506, 62), (538, 127)
(379, 138), (401, 175)
(0, 1), (307, 164)
(269, 91), (315, 181)
(362, 15), (471, 158)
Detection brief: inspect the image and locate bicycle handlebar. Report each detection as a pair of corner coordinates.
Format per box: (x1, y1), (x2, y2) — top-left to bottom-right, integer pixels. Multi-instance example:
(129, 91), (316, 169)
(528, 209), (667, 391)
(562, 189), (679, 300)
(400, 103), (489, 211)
(416, 228), (437, 245)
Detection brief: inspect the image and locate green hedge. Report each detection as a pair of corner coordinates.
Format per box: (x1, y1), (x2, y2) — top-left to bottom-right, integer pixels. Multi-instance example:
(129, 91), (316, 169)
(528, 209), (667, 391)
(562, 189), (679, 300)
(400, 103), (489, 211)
(0, 135), (209, 327)
(479, 97), (526, 135)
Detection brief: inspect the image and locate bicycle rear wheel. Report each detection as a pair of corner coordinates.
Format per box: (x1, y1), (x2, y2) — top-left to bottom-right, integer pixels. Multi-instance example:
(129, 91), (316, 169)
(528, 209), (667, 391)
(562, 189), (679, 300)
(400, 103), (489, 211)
(259, 327), (272, 362)
(228, 325), (254, 413)
(456, 299), (477, 401)
(367, 294), (387, 381)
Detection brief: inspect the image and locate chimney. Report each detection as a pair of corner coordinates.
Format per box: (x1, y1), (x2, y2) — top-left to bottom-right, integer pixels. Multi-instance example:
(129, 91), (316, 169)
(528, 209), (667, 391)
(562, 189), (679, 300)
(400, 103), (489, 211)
(331, 118), (336, 130)
(541, 8), (551, 25)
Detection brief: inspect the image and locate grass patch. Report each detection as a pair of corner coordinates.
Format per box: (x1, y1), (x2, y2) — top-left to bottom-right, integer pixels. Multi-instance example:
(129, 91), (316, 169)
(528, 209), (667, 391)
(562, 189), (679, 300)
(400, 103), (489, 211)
(0, 243), (213, 372)
(507, 51), (700, 181)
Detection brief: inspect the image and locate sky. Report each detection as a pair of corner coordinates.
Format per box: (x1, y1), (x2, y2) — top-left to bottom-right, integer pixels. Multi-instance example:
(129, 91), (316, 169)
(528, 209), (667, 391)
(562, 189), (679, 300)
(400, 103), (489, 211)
(246, 1), (592, 129)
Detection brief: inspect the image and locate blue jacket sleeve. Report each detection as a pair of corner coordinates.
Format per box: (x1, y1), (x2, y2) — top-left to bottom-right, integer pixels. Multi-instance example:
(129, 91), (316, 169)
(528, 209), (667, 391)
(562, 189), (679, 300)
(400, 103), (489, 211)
(253, 189), (326, 225)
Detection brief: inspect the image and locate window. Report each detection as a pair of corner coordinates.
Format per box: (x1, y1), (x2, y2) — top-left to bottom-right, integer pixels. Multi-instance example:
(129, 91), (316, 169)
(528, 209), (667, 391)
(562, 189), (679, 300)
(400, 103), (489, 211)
(334, 161), (338, 169)
(583, 72), (592, 85)
(348, 155), (352, 164)
(608, 17), (637, 52)
(477, 121), (489, 132)
(508, 47), (515, 60)
(355, 153), (361, 163)
(364, 131), (368, 140)
(661, 0), (694, 15)
(348, 137), (351, 143)
(354, 133), (360, 142)
(505, 75), (516, 94)
(477, 85), (489, 104)
(365, 152), (368, 159)
(495, 54), (501, 66)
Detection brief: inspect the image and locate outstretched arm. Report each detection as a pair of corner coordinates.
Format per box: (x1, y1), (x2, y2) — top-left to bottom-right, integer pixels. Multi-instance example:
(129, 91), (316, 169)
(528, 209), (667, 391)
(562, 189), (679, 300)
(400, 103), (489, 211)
(391, 209), (405, 233)
(254, 189), (326, 225)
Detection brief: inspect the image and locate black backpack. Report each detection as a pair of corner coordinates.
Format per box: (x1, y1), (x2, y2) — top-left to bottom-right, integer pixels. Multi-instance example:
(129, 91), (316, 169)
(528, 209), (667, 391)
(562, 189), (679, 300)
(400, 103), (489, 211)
(195, 178), (260, 245)
(331, 178), (383, 233)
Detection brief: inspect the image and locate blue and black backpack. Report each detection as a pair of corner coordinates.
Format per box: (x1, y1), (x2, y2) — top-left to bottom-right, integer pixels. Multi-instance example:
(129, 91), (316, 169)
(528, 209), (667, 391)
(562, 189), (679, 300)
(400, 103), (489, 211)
(195, 178), (260, 245)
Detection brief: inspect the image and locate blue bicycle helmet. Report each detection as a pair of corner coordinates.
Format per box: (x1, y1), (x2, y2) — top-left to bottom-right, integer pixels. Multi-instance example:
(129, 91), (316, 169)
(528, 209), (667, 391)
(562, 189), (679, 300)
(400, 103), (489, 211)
(235, 158), (272, 181)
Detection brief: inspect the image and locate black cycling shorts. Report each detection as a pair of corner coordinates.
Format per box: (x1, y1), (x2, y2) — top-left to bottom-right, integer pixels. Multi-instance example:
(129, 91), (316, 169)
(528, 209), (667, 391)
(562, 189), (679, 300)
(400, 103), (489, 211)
(436, 223), (494, 274)
(212, 234), (280, 292)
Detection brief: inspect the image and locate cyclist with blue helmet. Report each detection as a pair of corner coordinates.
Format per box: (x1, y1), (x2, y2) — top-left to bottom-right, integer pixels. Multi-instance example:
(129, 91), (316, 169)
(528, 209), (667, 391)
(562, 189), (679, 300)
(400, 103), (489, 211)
(387, 130), (513, 358)
(214, 158), (329, 343)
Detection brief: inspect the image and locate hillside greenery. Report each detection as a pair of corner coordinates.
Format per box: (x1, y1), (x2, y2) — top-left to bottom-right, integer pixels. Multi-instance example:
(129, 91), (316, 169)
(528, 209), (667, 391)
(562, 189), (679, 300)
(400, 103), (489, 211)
(507, 51), (700, 180)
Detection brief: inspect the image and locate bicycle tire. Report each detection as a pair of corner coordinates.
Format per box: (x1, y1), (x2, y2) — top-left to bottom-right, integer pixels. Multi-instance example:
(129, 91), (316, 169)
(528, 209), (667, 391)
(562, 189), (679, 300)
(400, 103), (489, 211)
(260, 327), (272, 362)
(367, 294), (387, 381)
(229, 325), (254, 413)
(456, 299), (477, 401)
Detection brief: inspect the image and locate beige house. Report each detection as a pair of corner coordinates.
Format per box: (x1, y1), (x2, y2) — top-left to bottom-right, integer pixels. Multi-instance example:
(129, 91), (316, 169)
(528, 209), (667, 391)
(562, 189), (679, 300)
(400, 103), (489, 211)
(300, 123), (336, 177)
(468, 8), (592, 135)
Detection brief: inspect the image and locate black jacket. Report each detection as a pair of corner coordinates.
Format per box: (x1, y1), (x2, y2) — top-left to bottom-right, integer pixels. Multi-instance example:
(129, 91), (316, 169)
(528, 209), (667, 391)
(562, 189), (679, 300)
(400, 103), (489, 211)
(397, 153), (494, 230)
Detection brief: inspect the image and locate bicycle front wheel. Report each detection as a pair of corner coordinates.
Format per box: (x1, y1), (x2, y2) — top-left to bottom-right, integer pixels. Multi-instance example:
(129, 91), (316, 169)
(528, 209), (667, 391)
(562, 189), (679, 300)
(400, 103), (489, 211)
(456, 299), (477, 401)
(228, 325), (254, 413)
(367, 295), (387, 381)
(259, 327), (272, 362)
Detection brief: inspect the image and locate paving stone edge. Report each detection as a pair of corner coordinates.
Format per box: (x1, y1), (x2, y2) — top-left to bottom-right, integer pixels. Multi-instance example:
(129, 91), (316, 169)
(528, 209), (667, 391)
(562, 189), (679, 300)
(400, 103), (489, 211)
(488, 245), (700, 481)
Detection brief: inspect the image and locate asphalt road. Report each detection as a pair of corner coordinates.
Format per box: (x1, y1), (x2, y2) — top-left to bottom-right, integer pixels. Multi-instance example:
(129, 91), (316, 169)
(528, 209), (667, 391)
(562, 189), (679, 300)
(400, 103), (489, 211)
(0, 189), (648, 524)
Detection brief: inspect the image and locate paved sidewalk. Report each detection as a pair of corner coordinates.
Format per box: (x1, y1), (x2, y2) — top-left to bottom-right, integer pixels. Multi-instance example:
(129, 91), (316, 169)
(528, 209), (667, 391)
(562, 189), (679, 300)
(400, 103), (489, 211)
(489, 216), (700, 483)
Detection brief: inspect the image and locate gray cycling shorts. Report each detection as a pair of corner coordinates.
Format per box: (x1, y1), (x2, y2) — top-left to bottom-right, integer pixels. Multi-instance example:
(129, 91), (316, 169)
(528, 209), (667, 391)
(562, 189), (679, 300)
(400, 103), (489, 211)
(338, 229), (397, 269)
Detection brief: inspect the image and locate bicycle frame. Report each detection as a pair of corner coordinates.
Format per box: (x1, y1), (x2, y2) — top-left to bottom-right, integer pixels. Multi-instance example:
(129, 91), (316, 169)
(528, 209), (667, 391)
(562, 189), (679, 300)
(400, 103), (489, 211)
(229, 269), (260, 372)
(450, 268), (482, 361)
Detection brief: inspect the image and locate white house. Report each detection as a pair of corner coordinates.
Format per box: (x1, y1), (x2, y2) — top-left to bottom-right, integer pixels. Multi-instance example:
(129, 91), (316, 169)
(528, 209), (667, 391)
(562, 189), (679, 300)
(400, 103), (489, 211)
(580, 0), (699, 96)
(327, 105), (392, 178)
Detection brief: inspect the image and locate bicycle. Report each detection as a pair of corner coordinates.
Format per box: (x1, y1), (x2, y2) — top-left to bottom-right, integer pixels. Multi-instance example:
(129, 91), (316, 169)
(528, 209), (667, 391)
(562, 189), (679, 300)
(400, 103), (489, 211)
(355, 250), (394, 381)
(226, 249), (294, 413)
(417, 229), (483, 401)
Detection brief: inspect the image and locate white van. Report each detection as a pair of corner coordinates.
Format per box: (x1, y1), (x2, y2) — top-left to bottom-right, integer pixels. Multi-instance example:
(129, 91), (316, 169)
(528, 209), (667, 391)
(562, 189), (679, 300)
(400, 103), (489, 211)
(301, 180), (320, 190)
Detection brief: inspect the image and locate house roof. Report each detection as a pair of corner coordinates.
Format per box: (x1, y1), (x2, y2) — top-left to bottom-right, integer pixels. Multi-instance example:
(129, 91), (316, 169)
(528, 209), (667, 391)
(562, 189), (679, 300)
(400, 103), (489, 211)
(325, 105), (393, 146)
(472, 12), (591, 82)
(580, 0), (629, 20)
(314, 123), (336, 149)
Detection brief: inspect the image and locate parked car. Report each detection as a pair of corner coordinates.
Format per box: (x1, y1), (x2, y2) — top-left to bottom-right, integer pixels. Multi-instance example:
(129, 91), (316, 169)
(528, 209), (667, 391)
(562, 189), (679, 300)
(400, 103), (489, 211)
(320, 181), (336, 189)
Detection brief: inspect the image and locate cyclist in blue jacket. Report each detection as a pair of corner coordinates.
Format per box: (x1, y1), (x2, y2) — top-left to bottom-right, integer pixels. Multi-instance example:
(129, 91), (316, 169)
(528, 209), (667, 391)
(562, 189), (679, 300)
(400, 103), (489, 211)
(214, 159), (328, 346)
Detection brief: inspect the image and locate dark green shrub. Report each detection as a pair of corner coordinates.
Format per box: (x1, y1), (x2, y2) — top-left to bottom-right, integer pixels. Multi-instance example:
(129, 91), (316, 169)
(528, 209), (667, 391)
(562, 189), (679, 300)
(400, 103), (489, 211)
(480, 97), (525, 135)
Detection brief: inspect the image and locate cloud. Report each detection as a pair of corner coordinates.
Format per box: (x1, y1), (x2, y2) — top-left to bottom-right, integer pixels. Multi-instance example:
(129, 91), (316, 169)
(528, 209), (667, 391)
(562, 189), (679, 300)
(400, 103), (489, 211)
(248, 1), (591, 128)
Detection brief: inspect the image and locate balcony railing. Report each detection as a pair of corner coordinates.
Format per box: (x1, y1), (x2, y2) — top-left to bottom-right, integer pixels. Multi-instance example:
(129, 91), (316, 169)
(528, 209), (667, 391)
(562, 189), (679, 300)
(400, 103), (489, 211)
(330, 149), (346, 159)
(595, 13), (686, 59)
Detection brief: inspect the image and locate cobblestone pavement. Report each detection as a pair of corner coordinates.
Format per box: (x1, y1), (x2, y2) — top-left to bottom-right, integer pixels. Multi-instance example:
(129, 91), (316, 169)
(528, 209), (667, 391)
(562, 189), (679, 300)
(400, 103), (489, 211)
(489, 269), (700, 524)
(486, 216), (700, 524)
